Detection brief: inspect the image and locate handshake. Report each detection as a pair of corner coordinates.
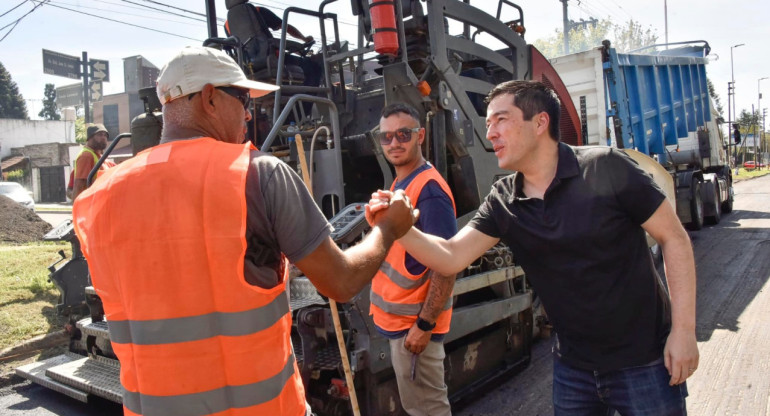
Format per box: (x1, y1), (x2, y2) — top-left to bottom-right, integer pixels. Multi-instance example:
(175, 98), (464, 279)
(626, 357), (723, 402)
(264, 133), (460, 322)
(365, 189), (420, 241)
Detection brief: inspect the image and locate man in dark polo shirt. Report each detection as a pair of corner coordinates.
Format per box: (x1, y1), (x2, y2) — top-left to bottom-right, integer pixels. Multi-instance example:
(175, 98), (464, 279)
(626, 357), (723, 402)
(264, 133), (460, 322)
(368, 80), (698, 415)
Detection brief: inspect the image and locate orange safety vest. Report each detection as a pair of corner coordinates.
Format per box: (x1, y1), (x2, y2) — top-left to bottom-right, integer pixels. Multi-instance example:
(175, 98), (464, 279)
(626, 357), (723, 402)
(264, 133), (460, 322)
(73, 137), (306, 416)
(370, 165), (456, 334)
(73, 146), (114, 186)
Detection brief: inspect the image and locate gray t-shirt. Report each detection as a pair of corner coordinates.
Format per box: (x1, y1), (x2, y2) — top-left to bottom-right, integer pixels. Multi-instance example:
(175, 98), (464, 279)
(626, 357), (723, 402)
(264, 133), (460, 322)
(245, 150), (332, 288)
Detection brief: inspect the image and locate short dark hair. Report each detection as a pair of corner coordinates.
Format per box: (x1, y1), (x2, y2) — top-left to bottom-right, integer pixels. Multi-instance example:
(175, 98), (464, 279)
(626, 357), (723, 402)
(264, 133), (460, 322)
(381, 103), (421, 125)
(485, 81), (561, 141)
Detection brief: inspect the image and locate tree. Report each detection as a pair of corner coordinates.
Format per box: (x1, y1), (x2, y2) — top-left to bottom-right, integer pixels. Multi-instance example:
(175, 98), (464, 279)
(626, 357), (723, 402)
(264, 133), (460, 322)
(611, 20), (659, 53)
(736, 109), (759, 129)
(0, 61), (28, 119)
(38, 83), (61, 120)
(75, 116), (87, 144)
(533, 19), (612, 58)
(707, 79), (724, 121)
(533, 18), (658, 59)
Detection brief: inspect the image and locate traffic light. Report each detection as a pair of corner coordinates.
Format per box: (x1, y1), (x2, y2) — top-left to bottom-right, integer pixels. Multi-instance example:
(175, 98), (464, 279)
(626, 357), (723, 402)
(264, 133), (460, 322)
(734, 124), (742, 144)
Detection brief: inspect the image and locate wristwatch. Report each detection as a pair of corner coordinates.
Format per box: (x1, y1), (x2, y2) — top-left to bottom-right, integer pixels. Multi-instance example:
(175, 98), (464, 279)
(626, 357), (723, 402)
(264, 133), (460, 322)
(416, 316), (436, 332)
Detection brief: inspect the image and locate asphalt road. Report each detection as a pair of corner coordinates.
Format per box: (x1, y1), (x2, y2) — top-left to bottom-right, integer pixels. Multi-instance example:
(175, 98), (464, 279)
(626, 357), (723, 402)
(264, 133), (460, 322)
(2, 175), (769, 415)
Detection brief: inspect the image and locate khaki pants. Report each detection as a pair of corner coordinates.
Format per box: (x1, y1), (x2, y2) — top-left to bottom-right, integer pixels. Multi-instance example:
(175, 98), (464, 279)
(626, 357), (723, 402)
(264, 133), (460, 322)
(389, 336), (452, 416)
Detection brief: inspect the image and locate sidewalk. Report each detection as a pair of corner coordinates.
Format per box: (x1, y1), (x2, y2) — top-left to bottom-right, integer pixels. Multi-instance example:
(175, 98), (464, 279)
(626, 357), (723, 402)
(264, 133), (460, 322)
(35, 202), (73, 213)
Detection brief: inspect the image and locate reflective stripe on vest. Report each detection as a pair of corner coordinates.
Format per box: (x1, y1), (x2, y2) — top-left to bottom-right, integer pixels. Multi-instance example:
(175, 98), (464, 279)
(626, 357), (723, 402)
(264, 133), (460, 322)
(123, 353), (297, 416)
(73, 138), (306, 416)
(378, 260), (430, 290)
(370, 165), (456, 333)
(107, 293), (289, 345)
(370, 290), (452, 316)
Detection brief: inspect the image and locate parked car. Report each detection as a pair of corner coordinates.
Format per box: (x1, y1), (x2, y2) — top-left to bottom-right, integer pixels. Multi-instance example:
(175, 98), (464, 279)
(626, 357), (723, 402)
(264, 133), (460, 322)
(0, 181), (35, 210)
(743, 161), (763, 169)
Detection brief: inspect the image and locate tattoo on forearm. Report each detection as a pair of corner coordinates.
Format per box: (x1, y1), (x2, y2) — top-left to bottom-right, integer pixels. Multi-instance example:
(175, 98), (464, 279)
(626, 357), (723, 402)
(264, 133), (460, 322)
(421, 270), (456, 321)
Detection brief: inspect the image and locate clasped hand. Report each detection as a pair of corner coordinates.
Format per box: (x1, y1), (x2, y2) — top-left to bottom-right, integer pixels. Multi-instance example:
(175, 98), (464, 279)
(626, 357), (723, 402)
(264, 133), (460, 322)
(365, 189), (419, 240)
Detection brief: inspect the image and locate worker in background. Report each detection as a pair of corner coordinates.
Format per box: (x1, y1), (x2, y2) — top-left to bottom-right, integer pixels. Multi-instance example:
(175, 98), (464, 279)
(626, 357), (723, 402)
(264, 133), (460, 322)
(369, 80), (698, 415)
(224, 3), (321, 87)
(72, 46), (416, 416)
(71, 124), (114, 200)
(371, 103), (456, 416)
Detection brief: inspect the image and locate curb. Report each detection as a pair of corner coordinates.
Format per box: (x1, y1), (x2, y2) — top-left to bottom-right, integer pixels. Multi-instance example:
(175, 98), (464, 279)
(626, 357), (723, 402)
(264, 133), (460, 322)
(0, 331), (69, 362)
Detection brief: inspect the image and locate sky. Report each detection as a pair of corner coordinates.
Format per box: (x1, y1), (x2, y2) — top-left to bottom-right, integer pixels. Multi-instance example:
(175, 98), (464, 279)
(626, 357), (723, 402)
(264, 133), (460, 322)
(2, 0), (769, 124)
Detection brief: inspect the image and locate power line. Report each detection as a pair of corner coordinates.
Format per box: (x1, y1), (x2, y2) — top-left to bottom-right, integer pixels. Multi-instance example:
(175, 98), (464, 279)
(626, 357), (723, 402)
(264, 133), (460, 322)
(0, 0), (28, 18)
(138, 0), (224, 23)
(0, 0), (49, 43)
(45, 0), (203, 25)
(604, 0), (634, 20)
(107, 0), (208, 23)
(29, 0), (203, 41)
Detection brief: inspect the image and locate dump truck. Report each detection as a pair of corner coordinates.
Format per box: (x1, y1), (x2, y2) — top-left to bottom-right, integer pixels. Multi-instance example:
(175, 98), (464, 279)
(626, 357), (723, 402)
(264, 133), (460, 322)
(550, 40), (733, 232)
(18, 1), (584, 414)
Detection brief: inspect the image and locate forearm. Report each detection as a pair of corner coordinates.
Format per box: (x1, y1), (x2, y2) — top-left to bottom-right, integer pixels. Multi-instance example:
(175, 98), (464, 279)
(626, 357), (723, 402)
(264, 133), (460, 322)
(419, 270), (457, 322)
(300, 226), (396, 303)
(400, 226), (489, 276)
(286, 25), (306, 41)
(338, 226), (395, 299)
(661, 230), (697, 332)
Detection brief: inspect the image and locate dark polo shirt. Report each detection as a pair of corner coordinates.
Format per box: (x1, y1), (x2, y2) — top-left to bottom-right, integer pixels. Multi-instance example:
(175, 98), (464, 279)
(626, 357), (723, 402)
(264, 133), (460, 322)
(469, 143), (670, 371)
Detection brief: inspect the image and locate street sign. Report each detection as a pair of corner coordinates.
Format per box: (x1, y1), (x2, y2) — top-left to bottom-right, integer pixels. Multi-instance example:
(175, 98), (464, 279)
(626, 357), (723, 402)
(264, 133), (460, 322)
(89, 58), (110, 82)
(55, 83), (83, 109)
(90, 81), (103, 102)
(42, 49), (81, 80)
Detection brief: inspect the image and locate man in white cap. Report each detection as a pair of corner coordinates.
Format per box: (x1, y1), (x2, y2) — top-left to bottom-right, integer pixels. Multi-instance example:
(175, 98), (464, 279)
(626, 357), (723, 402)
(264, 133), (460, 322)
(72, 45), (417, 416)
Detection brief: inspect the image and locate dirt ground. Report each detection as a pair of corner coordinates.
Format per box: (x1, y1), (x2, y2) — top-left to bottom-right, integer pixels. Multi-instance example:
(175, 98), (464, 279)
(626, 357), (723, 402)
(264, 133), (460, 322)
(0, 196), (52, 244)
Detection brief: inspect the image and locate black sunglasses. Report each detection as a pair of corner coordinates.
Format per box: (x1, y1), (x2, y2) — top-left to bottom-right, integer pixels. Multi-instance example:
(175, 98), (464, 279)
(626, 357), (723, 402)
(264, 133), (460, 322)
(188, 86), (251, 109)
(376, 127), (421, 145)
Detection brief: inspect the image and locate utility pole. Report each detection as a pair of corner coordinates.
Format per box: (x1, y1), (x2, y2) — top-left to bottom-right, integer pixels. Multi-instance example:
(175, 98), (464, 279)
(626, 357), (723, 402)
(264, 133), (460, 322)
(728, 81), (734, 166)
(730, 44), (744, 172)
(754, 77), (768, 169)
(81, 51), (90, 123)
(760, 108), (767, 168)
(561, 0), (569, 55)
(560, 0), (598, 55)
(663, 0), (668, 50)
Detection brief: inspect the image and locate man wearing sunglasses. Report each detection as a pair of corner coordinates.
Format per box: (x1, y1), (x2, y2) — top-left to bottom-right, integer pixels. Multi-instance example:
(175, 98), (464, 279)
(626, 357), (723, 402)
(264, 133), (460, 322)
(371, 103), (457, 416)
(72, 46), (417, 416)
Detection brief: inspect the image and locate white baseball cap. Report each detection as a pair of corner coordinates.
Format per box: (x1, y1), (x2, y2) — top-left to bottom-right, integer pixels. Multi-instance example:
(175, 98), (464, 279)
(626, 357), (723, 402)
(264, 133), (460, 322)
(156, 46), (279, 105)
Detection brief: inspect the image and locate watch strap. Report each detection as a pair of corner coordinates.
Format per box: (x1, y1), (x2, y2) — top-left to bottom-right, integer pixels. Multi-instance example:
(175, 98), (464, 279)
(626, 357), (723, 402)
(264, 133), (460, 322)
(416, 316), (436, 331)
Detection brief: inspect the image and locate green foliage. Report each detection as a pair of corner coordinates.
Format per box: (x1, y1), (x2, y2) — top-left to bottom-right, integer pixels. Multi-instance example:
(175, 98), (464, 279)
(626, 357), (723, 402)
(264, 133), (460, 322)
(534, 19), (658, 59)
(736, 109), (759, 129)
(5, 169), (24, 182)
(707, 79), (724, 120)
(38, 83), (61, 121)
(611, 20), (659, 53)
(75, 117), (87, 144)
(0, 61), (28, 119)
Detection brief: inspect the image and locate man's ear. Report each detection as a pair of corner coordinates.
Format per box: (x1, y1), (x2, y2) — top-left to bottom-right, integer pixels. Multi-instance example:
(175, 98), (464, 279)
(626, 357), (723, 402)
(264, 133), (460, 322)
(199, 84), (217, 116)
(418, 127), (425, 145)
(535, 112), (550, 136)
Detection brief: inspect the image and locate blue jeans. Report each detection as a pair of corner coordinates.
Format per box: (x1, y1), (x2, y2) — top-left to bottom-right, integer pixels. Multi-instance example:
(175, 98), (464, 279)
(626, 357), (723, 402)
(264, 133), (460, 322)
(553, 357), (688, 416)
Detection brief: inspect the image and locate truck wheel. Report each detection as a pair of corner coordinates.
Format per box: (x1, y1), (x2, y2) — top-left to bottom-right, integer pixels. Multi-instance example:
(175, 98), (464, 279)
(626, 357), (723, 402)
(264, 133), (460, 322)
(705, 181), (721, 225)
(686, 179), (704, 231)
(721, 178), (734, 214)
